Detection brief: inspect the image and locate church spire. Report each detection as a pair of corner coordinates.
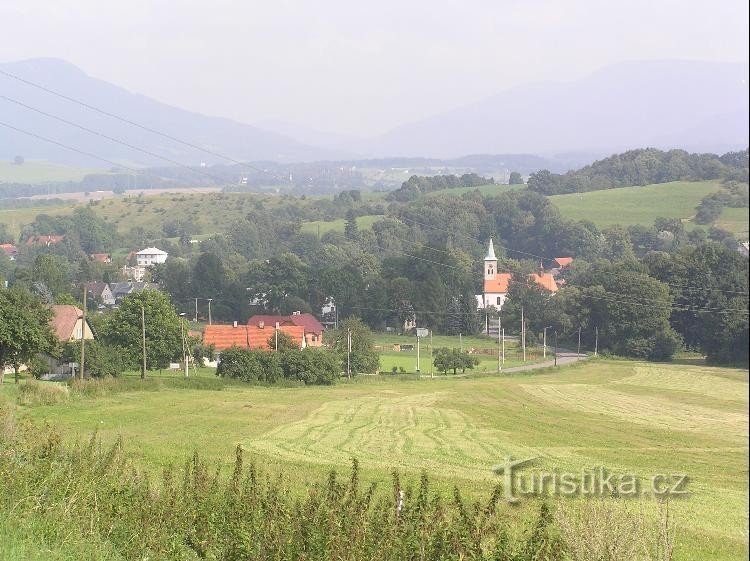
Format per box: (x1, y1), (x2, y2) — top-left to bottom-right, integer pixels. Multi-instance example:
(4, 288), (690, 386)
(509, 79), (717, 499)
(484, 238), (497, 261)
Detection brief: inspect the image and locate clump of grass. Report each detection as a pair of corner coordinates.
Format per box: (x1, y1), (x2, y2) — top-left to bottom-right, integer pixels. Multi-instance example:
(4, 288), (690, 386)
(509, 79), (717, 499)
(17, 380), (69, 406)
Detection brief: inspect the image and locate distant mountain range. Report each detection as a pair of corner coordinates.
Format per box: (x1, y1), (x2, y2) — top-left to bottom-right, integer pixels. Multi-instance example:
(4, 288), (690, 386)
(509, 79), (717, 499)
(0, 58), (747, 168)
(0, 58), (343, 167)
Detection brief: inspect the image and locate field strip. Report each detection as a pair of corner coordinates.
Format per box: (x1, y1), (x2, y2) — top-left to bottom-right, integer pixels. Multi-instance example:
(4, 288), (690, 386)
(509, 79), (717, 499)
(242, 393), (542, 480)
(520, 383), (748, 438)
(616, 366), (749, 401)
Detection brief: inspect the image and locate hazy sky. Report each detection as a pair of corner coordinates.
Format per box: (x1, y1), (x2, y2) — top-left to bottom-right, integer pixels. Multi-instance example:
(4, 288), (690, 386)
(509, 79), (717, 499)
(1, 1), (748, 137)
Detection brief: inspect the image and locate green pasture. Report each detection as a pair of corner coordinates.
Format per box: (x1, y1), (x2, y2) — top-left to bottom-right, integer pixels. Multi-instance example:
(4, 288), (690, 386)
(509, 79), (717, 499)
(0, 160), (103, 184)
(549, 180), (748, 234)
(3, 358), (747, 560)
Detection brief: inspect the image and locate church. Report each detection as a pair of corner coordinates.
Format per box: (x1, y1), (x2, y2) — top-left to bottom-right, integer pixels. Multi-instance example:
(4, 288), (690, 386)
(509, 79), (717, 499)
(475, 238), (561, 311)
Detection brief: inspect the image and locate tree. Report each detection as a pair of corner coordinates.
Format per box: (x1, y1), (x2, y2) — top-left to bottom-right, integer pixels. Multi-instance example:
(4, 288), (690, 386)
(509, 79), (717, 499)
(216, 347), (282, 383)
(268, 331), (299, 353)
(280, 348), (339, 385)
(433, 348), (479, 375)
(101, 290), (182, 373)
(325, 317), (379, 374)
(62, 340), (126, 378)
(0, 286), (56, 384)
(508, 171), (524, 185)
(344, 210), (359, 240)
(192, 252), (225, 299)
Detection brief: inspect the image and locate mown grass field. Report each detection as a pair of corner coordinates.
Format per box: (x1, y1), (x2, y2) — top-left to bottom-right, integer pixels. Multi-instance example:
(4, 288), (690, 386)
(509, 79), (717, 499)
(2, 358), (747, 560)
(550, 180), (750, 235)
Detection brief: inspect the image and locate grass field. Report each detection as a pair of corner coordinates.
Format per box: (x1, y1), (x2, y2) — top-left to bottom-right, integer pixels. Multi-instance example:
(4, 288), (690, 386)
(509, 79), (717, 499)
(2, 358), (747, 560)
(0, 160), (103, 184)
(717, 206), (750, 238)
(550, 180), (750, 235)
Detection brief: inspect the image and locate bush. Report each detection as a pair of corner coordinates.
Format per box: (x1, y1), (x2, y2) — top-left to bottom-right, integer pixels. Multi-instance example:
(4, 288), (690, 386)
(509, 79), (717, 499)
(28, 356), (50, 379)
(63, 341), (127, 378)
(215, 346), (282, 383)
(280, 348), (339, 385)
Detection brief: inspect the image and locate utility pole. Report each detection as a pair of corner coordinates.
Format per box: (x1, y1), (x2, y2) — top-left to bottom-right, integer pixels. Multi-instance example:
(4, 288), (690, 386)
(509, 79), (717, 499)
(554, 330), (558, 367)
(502, 328), (505, 366)
(497, 325), (502, 373)
(521, 305), (526, 362)
(275, 321), (279, 351)
(416, 332), (420, 374)
(207, 299), (213, 325)
(430, 330), (433, 379)
(180, 313), (188, 377)
(577, 326), (582, 357)
(459, 333), (462, 354)
(347, 328), (351, 379)
(80, 284), (87, 380)
(141, 305), (147, 379)
(543, 326), (547, 359)
(594, 326), (599, 357)
(194, 298), (198, 322)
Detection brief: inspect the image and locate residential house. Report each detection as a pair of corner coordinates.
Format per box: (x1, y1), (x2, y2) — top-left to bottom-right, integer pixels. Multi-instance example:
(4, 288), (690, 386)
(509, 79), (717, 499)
(89, 253), (112, 263)
(87, 282), (115, 307)
(136, 247), (168, 267)
(26, 235), (65, 247)
(121, 265), (146, 282)
(41, 305), (95, 379)
(247, 311), (325, 347)
(203, 321), (306, 352)
(0, 243), (18, 261)
(110, 281), (157, 304)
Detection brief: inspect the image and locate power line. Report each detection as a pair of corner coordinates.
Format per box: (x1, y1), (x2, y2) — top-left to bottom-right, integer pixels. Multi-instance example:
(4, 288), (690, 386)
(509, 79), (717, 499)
(0, 67), (287, 182)
(0, 94), (230, 185)
(0, 120), (138, 172)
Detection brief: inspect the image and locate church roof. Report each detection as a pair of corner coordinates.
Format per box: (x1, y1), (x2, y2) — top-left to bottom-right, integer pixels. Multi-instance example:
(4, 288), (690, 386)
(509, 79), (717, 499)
(484, 238), (497, 261)
(528, 272), (559, 292)
(483, 273), (512, 294)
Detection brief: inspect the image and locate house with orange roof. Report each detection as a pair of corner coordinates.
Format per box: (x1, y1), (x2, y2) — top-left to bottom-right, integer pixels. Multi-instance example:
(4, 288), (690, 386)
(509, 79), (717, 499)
(89, 253), (112, 263)
(26, 235), (65, 247)
(554, 257), (573, 268)
(204, 321), (306, 352)
(528, 272), (559, 293)
(247, 312), (325, 347)
(0, 243), (18, 261)
(49, 305), (94, 342)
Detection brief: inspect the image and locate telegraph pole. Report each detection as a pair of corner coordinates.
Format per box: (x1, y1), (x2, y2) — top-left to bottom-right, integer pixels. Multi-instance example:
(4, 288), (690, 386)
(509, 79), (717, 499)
(141, 305), (147, 379)
(430, 330), (433, 379)
(554, 330), (558, 367)
(80, 284), (87, 380)
(459, 333), (462, 354)
(207, 299), (213, 325)
(347, 328), (351, 379)
(577, 326), (582, 357)
(194, 298), (198, 322)
(275, 322), (279, 351)
(497, 325), (502, 373)
(180, 313), (188, 377)
(594, 326), (599, 357)
(521, 306), (526, 362)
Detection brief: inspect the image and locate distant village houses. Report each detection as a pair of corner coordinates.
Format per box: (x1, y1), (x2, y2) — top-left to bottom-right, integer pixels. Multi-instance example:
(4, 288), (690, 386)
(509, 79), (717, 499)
(136, 247), (168, 267)
(0, 243), (18, 261)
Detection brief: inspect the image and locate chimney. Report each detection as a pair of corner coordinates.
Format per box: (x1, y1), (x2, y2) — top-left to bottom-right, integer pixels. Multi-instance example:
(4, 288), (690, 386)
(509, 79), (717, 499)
(258, 321), (265, 329)
(233, 321), (238, 328)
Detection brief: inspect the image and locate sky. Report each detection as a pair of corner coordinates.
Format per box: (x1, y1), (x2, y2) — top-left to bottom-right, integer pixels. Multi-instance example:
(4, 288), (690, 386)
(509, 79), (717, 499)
(0, 0), (748, 137)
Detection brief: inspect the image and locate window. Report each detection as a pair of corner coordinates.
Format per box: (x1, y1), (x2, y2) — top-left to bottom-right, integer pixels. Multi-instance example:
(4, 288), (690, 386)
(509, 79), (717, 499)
(497, 296), (502, 305)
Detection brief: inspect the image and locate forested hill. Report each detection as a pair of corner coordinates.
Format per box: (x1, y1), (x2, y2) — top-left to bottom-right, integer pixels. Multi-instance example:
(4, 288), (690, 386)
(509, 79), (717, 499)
(527, 148), (749, 195)
(386, 173), (493, 201)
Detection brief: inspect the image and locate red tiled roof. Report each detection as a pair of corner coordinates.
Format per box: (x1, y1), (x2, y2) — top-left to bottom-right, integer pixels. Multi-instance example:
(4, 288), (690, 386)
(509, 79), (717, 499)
(90, 253), (111, 263)
(529, 273), (559, 293)
(554, 257), (573, 268)
(26, 235), (65, 246)
(50, 305), (83, 341)
(247, 315), (295, 328)
(483, 273), (512, 294)
(0, 243), (18, 256)
(204, 324), (305, 351)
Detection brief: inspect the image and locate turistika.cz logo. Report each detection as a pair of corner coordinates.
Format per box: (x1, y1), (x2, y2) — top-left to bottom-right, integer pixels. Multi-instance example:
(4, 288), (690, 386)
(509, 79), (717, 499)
(492, 456), (689, 503)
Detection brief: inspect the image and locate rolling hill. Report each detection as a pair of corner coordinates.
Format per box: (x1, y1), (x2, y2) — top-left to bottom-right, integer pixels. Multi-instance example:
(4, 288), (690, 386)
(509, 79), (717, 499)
(0, 58), (344, 167)
(362, 60), (749, 158)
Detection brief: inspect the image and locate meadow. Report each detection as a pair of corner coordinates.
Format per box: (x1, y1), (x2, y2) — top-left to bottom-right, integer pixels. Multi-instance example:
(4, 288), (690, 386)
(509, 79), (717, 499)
(2, 358), (747, 560)
(299, 214), (383, 235)
(0, 160), (103, 184)
(550, 180), (749, 234)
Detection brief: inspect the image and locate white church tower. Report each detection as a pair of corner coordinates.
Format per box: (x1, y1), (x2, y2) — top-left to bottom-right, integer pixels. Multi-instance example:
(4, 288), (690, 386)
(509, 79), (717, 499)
(476, 238), (511, 310)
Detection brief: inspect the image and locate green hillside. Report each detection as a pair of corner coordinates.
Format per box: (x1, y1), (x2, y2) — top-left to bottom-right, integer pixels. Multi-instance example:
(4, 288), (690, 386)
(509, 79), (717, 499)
(425, 183), (524, 198)
(549, 180), (745, 232)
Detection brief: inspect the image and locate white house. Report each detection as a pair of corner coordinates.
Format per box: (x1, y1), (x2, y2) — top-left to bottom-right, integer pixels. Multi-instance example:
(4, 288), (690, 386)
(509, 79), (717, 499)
(135, 247), (168, 267)
(476, 239), (512, 310)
